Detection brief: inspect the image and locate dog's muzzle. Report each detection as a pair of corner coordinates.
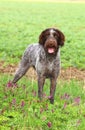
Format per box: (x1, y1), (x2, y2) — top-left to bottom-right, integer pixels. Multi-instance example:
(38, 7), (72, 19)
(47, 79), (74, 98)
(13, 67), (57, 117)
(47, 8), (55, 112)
(44, 38), (58, 54)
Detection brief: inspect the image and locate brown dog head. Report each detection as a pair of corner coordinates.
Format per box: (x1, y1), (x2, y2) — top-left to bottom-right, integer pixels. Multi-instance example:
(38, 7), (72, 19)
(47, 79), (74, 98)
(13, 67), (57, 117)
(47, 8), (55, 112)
(39, 28), (65, 54)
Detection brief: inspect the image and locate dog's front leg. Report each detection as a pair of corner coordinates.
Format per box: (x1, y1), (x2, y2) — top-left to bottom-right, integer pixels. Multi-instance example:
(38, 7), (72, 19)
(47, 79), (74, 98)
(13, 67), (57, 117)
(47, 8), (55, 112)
(50, 78), (57, 104)
(38, 76), (45, 100)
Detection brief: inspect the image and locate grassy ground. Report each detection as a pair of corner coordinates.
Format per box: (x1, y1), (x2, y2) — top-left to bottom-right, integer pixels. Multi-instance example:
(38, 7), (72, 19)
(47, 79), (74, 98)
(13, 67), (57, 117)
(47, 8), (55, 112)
(0, 0), (85, 130)
(0, 74), (85, 130)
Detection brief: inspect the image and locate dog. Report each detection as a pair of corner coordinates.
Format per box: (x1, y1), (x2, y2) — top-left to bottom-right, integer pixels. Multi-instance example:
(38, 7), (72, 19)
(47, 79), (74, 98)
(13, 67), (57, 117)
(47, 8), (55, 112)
(12, 28), (65, 103)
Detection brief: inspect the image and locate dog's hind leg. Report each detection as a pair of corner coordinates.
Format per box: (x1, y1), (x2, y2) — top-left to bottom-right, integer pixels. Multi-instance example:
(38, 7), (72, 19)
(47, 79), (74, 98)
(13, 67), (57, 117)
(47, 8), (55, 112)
(12, 56), (30, 83)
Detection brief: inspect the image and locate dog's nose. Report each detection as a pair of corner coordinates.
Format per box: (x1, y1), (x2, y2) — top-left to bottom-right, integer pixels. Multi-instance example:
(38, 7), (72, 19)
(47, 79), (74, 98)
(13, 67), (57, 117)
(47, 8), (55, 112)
(49, 39), (53, 43)
(49, 39), (55, 45)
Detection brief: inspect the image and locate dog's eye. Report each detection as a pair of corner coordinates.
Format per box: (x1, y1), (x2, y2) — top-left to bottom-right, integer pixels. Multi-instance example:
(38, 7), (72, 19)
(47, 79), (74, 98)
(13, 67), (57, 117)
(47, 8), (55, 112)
(53, 33), (57, 38)
(46, 33), (50, 38)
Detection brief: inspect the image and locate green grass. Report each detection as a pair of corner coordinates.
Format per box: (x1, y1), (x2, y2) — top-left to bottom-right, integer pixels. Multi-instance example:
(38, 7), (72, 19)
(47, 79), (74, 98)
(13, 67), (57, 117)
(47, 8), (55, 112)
(0, 74), (85, 130)
(0, 1), (85, 129)
(0, 1), (85, 69)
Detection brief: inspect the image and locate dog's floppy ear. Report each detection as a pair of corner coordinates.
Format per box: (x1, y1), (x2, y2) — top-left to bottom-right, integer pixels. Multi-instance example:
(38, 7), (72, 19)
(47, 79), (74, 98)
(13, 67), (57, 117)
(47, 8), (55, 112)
(55, 29), (65, 46)
(39, 28), (50, 45)
(39, 30), (45, 45)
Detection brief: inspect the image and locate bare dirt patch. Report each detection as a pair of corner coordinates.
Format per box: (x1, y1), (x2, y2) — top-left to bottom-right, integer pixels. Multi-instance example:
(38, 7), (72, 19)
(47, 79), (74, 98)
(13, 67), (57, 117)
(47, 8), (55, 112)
(60, 67), (85, 81)
(0, 61), (85, 81)
(0, 61), (17, 75)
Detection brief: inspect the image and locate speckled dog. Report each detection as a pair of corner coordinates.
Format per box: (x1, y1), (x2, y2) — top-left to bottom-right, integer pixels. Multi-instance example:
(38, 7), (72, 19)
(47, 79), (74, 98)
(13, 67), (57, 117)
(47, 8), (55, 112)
(12, 28), (65, 103)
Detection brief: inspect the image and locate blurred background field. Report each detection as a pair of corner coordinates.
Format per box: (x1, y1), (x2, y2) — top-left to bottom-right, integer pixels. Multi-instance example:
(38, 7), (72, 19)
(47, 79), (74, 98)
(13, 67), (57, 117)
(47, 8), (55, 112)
(0, 0), (85, 69)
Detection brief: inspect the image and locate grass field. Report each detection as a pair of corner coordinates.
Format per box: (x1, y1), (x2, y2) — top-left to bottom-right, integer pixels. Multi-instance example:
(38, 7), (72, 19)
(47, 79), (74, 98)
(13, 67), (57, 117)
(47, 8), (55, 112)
(0, 0), (85, 130)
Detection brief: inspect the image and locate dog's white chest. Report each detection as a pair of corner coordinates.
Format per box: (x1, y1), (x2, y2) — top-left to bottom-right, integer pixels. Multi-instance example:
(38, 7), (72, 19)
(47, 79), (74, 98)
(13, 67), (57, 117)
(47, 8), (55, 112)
(35, 57), (55, 76)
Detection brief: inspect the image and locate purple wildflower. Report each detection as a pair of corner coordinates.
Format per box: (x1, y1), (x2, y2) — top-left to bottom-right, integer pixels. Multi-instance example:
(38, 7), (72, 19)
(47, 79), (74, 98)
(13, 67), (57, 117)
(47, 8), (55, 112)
(21, 100), (25, 107)
(64, 93), (70, 99)
(74, 97), (81, 105)
(7, 81), (17, 88)
(12, 98), (16, 105)
(48, 95), (53, 99)
(7, 81), (13, 88)
(61, 93), (70, 100)
(47, 121), (52, 128)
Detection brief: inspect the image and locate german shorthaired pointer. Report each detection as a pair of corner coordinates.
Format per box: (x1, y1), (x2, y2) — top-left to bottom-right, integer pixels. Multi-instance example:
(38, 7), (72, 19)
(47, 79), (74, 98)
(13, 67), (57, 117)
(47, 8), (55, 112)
(12, 28), (65, 103)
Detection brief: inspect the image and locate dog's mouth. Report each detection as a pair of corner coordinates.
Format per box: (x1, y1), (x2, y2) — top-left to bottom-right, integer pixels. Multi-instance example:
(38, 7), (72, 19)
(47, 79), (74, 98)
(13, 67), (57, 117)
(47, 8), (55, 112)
(44, 38), (58, 54)
(47, 47), (55, 54)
